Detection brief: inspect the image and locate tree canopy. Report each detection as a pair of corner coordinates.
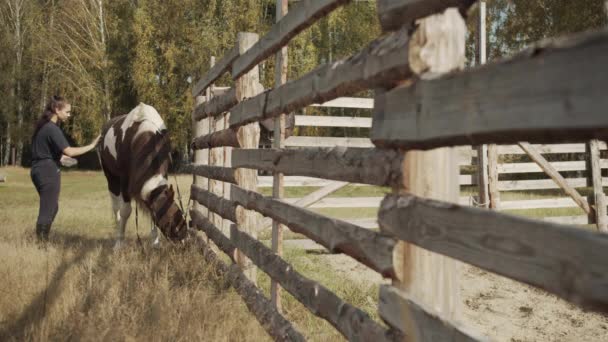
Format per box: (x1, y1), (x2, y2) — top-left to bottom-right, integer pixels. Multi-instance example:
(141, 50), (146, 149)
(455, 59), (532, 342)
(0, 0), (605, 166)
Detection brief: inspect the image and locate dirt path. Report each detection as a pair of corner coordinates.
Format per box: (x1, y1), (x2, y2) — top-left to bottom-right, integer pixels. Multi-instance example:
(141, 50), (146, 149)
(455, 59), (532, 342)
(285, 239), (608, 341)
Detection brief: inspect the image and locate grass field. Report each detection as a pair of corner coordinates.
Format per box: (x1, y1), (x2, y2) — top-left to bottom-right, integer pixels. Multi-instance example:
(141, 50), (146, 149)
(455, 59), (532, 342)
(0, 166), (601, 341)
(0, 167), (382, 341)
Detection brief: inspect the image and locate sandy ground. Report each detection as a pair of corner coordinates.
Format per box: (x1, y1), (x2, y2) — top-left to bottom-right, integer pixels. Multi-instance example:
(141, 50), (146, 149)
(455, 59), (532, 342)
(284, 240), (608, 342)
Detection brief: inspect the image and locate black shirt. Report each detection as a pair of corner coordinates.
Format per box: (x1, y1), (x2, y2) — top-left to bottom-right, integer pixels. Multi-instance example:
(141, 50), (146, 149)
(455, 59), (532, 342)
(31, 121), (70, 166)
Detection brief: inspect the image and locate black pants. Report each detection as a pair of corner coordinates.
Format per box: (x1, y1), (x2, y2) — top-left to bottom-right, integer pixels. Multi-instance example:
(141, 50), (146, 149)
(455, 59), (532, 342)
(31, 160), (61, 226)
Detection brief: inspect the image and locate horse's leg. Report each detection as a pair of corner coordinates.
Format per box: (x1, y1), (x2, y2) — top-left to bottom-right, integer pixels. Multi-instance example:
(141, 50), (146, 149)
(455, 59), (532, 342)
(112, 193), (132, 250)
(150, 213), (160, 247)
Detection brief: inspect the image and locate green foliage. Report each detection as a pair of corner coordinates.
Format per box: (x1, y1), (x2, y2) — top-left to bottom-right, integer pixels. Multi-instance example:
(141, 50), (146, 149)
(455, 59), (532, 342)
(1, 0), (606, 165)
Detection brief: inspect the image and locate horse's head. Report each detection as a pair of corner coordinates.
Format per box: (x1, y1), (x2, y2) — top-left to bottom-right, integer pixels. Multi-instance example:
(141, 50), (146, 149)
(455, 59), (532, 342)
(146, 184), (188, 242)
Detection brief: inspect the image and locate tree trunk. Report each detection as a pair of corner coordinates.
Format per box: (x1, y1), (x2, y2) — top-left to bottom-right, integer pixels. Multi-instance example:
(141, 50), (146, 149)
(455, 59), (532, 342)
(98, 0), (111, 120)
(3, 122), (11, 166)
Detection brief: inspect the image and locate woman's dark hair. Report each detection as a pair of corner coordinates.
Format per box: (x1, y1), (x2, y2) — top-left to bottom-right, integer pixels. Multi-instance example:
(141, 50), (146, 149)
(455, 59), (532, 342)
(33, 95), (68, 139)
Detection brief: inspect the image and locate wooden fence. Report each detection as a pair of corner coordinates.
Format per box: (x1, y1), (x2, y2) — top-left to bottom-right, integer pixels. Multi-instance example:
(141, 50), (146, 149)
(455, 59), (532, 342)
(187, 0), (608, 340)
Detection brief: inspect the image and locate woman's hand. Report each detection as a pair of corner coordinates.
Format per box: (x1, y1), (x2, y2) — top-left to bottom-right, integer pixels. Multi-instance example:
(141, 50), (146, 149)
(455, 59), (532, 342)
(63, 134), (102, 157)
(60, 155), (78, 167)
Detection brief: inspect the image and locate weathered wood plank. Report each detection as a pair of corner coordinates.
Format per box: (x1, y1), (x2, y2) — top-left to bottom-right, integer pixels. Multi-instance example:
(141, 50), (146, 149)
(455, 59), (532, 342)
(232, 147), (404, 188)
(285, 136), (373, 147)
(309, 97), (373, 109)
(372, 29), (608, 149)
(487, 144), (500, 208)
(588, 140), (608, 232)
(193, 230), (306, 342)
(184, 164), (237, 184)
(498, 160), (608, 173)
(230, 184), (397, 277)
(190, 209), (236, 261)
(377, 0), (476, 32)
(234, 32), (264, 284)
(231, 0), (350, 79)
(379, 285), (485, 341)
(294, 115), (372, 128)
(193, 87), (238, 121)
(518, 142), (592, 215)
(272, 0), (289, 311)
(497, 142), (607, 155)
(192, 95), (209, 217)
(230, 225), (400, 342)
(476, 145), (489, 208)
(460, 143), (608, 158)
(191, 128), (239, 150)
(190, 184), (238, 223)
(192, 46), (239, 97)
(229, 26), (415, 128)
(378, 194), (608, 312)
(499, 177), (608, 191)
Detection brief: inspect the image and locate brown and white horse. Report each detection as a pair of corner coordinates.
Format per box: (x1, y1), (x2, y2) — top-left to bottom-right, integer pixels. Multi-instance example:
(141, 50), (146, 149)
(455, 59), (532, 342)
(98, 103), (187, 249)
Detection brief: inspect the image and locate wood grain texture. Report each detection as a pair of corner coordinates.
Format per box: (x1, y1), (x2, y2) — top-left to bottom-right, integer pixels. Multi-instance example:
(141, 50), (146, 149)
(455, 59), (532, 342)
(190, 184), (237, 223)
(192, 45), (239, 97)
(377, 0), (476, 32)
(193, 87), (238, 121)
(229, 26), (415, 128)
(192, 95), (210, 217)
(184, 164), (237, 184)
(487, 144), (500, 208)
(378, 285), (485, 341)
(588, 140), (608, 232)
(234, 31), (263, 284)
(232, 147), (404, 187)
(230, 184), (397, 278)
(231, 0), (350, 79)
(194, 231), (306, 342)
(191, 128), (239, 150)
(372, 29), (608, 149)
(378, 194), (608, 313)
(230, 225), (401, 342)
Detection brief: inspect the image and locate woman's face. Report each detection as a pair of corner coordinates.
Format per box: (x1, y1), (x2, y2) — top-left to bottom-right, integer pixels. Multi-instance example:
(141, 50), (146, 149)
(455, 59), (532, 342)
(55, 103), (71, 122)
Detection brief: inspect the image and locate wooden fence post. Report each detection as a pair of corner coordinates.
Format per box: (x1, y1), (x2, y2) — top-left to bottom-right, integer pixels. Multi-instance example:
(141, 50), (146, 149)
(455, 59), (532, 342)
(206, 57), (226, 232)
(389, 8), (465, 338)
(587, 140), (607, 232)
(475, 1), (490, 209)
(487, 144), (500, 208)
(271, 0), (288, 311)
(192, 94), (209, 221)
(234, 32), (263, 284)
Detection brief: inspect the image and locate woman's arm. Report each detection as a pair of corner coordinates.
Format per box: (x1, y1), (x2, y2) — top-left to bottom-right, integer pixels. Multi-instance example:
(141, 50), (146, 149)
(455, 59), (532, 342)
(62, 135), (101, 158)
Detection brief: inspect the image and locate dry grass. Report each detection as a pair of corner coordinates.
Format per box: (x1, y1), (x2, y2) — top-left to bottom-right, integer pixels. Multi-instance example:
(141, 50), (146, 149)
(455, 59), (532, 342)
(0, 167), (270, 341)
(0, 167), (382, 341)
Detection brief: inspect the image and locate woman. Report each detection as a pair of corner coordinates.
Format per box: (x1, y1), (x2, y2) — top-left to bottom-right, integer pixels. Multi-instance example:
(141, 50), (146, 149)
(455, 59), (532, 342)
(31, 95), (100, 241)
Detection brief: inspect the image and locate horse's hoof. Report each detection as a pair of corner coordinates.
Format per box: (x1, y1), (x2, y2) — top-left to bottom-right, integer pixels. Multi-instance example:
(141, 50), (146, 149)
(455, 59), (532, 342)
(113, 240), (125, 251)
(151, 238), (160, 249)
